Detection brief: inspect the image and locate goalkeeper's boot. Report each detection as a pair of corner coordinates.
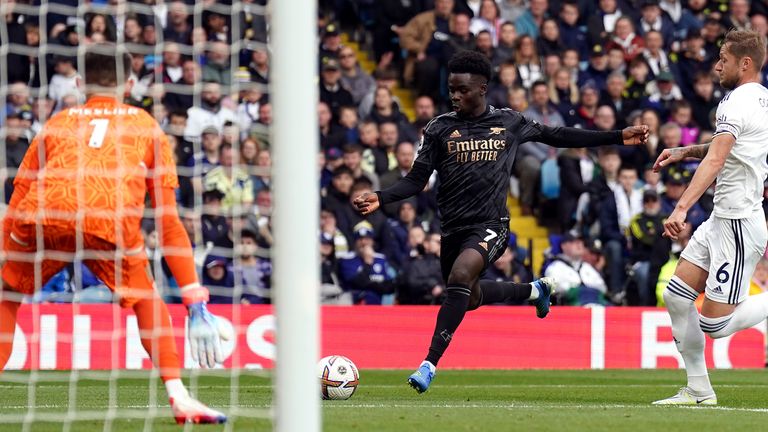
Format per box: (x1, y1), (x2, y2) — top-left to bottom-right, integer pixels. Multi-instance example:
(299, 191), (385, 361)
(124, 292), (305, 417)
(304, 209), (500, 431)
(652, 387), (717, 406)
(170, 395), (228, 424)
(530, 277), (555, 319)
(407, 362), (435, 393)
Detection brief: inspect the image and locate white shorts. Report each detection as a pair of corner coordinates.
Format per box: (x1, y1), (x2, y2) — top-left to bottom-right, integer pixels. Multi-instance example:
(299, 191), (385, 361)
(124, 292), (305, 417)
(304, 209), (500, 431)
(681, 210), (768, 304)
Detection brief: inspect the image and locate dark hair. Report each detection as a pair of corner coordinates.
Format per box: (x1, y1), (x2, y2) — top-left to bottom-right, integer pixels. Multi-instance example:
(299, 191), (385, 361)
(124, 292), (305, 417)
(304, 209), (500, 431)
(342, 143), (363, 155)
(351, 177), (373, 192)
(219, 142), (232, 155)
(447, 50), (492, 83)
(530, 80), (548, 91)
(332, 165), (354, 178)
(618, 164), (637, 174)
(84, 45), (132, 87)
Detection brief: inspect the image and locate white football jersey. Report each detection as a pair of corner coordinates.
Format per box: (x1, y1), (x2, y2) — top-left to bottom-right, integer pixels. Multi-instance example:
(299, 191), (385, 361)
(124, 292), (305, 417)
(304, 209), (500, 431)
(711, 82), (768, 219)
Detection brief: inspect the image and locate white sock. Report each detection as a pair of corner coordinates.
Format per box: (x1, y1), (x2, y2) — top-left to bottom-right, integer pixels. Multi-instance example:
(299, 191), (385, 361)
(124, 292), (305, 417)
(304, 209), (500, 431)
(528, 283), (539, 300)
(165, 378), (189, 400)
(715, 292), (768, 337)
(420, 360), (436, 374)
(662, 276), (712, 393)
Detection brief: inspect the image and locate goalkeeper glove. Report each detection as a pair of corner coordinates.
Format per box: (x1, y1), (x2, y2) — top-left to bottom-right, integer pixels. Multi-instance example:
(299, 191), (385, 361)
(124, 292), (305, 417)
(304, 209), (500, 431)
(187, 302), (231, 368)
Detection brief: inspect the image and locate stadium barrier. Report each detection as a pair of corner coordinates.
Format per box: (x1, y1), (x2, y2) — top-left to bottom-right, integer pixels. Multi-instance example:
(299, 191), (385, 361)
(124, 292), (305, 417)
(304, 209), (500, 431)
(5, 305), (765, 370)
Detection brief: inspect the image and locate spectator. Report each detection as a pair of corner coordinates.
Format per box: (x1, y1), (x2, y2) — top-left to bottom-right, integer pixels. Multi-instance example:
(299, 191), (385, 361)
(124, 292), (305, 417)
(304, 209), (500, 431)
(248, 48), (269, 85)
(538, 18), (566, 57)
(319, 101), (345, 151)
(640, 30), (672, 80)
(557, 147), (594, 231)
(85, 13), (116, 42)
(605, 16), (645, 64)
(320, 58), (355, 120)
(642, 163), (664, 194)
(568, 81), (600, 129)
(614, 165), (643, 234)
(324, 166), (355, 214)
(600, 72), (635, 128)
(320, 207), (350, 256)
(637, 0), (675, 48)
(507, 87), (529, 112)
(370, 0), (422, 64)
(644, 70), (683, 119)
(251, 148), (271, 196)
(558, 1), (589, 59)
(5, 82), (31, 121)
(659, 0), (701, 42)
(389, 202), (426, 269)
(184, 81), (237, 141)
(514, 35), (542, 89)
(660, 168), (707, 230)
(495, 21), (517, 66)
(338, 46), (375, 105)
(337, 222), (397, 304)
(516, 0), (549, 38)
(578, 45), (610, 91)
(338, 105), (360, 144)
(186, 125), (222, 177)
(380, 141), (418, 216)
(606, 46), (627, 75)
(356, 120), (386, 177)
(517, 80), (566, 215)
(319, 22), (343, 65)
(668, 100), (699, 146)
(702, 17), (725, 64)
(749, 257), (768, 295)
(690, 72), (720, 131)
(545, 233), (609, 305)
(237, 228), (272, 304)
(342, 144), (380, 191)
(673, 31), (711, 99)
(399, 0), (454, 102)
(628, 189), (671, 305)
(412, 95), (436, 134)
(203, 255), (235, 304)
(164, 1), (192, 45)
(587, 0), (624, 46)
(367, 86), (409, 127)
(250, 102), (272, 148)
(593, 105), (616, 132)
(549, 67), (579, 119)
(164, 60), (200, 112)
(204, 143), (255, 212)
(499, 0), (528, 24)
(474, 30), (498, 64)
(236, 86), (263, 137)
(723, 0), (751, 31)
(320, 231), (346, 304)
(358, 68), (401, 121)
(48, 55), (81, 111)
(2, 113), (31, 203)
(398, 232), (444, 305)
(624, 57), (652, 106)
(487, 62), (520, 109)
(204, 10), (230, 43)
(445, 12), (476, 63)
(377, 121), (401, 173)
(470, 0), (503, 44)
(202, 41), (232, 86)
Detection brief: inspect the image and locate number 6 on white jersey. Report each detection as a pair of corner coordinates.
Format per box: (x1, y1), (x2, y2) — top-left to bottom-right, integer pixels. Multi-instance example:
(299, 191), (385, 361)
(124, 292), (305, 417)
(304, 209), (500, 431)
(88, 119), (109, 148)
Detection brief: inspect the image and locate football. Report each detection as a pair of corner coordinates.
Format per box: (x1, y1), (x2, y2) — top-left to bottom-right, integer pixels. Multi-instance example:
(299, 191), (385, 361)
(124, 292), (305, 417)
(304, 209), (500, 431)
(317, 355), (360, 400)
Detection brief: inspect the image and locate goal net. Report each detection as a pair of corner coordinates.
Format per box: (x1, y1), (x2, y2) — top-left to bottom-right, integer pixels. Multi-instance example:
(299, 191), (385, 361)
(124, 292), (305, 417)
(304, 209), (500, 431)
(0, 1), (319, 430)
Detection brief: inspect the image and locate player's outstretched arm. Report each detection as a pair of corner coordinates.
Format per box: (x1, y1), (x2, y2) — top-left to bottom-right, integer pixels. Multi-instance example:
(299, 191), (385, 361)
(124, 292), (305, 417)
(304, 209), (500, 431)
(532, 123), (649, 148)
(662, 133), (735, 240)
(354, 160), (432, 216)
(653, 143), (711, 173)
(150, 186), (231, 368)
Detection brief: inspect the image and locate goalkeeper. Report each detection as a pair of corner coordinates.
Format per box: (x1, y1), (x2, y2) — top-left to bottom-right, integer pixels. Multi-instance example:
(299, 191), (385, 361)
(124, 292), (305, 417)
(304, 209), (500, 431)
(0, 45), (228, 424)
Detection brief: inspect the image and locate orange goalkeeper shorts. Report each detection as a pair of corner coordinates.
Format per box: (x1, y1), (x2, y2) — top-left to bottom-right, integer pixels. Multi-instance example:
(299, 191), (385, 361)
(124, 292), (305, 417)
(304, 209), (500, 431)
(2, 223), (155, 307)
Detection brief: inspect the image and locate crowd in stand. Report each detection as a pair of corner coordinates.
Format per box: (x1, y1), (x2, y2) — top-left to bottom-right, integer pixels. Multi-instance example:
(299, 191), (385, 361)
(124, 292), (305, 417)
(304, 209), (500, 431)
(3, 0), (768, 306)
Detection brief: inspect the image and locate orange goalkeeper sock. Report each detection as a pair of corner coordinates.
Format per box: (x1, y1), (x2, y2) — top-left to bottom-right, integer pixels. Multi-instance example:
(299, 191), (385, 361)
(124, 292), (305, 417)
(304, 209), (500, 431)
(133, 296), (181, 382)
(0, 299), (20, 370)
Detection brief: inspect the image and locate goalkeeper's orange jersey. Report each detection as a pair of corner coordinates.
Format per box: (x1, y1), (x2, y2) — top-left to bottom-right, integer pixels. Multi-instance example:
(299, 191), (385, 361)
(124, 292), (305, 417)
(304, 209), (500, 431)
(7, 96), (178, 250)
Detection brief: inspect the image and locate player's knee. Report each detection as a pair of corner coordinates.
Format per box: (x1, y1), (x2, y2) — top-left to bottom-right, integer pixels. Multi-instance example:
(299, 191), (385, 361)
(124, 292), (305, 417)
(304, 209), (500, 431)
(699, 314), (733, 339)
(447, 268), (475, 287)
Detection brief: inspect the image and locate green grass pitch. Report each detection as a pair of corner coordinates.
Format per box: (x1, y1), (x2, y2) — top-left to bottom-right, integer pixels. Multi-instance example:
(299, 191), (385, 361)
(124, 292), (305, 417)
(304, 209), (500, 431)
(1, 369), (767, 431)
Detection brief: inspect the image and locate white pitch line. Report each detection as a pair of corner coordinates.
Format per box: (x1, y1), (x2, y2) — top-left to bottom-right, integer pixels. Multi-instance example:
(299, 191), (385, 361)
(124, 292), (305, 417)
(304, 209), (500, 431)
(2, 383), (768, 389)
